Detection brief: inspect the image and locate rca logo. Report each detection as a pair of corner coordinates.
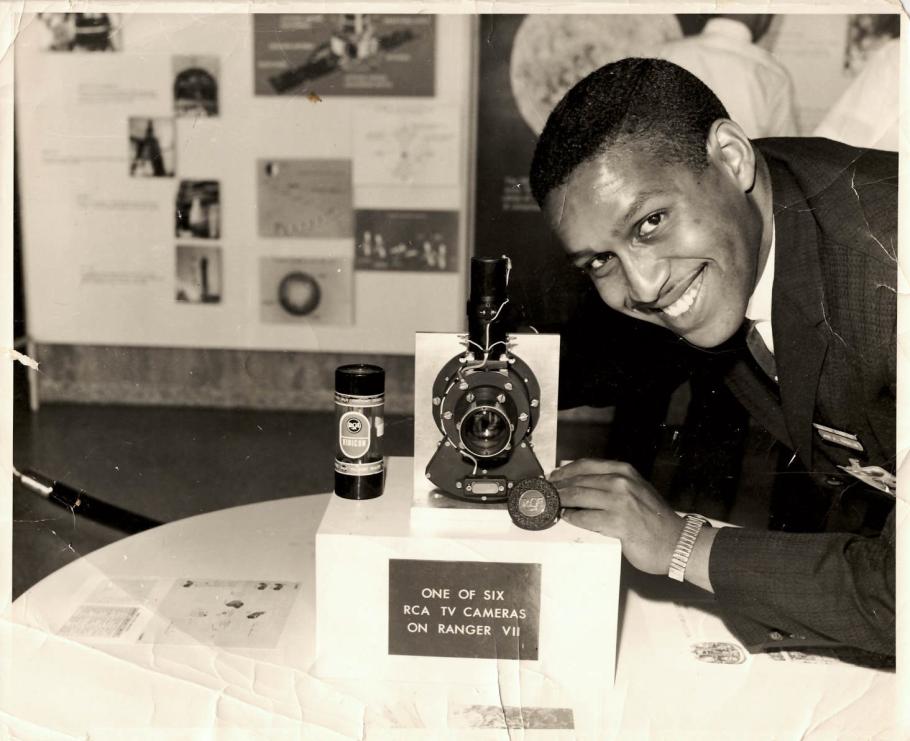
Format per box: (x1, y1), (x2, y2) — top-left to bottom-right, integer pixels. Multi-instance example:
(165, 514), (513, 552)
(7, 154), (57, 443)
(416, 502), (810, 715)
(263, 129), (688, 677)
(339, 411), (370, 459)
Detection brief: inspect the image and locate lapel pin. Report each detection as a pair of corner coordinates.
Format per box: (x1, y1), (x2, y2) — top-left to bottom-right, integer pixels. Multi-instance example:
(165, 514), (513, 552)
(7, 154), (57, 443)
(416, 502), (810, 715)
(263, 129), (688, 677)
(837, 458), (896, 497)
(813, 422), (864, 452)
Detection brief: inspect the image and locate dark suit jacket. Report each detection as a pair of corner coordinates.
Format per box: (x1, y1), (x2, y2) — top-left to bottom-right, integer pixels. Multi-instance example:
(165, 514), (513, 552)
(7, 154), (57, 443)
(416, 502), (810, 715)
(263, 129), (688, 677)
(709, 138), (897, 655)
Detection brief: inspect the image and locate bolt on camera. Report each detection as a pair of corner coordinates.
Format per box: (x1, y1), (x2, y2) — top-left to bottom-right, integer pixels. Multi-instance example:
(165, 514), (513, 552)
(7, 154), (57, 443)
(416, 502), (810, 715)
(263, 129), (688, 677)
(425, 257), (560, 528)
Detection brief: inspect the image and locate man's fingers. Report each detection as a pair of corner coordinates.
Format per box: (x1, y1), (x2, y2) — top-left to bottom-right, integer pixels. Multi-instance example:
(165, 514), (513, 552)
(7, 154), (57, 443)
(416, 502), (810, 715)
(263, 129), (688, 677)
(549, 458), (635, 482)
(556, 484), (619, 510)
(555, 473), (628, 493)
(561, 507), (617, 536)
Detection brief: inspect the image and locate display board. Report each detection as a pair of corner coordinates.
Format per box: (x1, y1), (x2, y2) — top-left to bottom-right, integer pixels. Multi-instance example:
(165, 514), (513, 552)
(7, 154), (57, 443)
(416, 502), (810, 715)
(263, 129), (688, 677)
(16, 13), (471, 355)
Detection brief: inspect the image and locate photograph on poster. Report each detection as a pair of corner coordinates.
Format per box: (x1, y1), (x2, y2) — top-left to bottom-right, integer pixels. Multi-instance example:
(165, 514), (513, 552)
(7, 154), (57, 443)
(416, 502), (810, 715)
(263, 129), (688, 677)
(509, 14), (682, 135)
(355, 209), (458, 272)
(128, 117), (176, 178)
(257, 158), (353, 239)
(173, 55), (220, 117)
(36, 12), (123, 52)
(253, 13), (435, 97)
(259, 256), (352, 325)
(175, 244), (222, 304)
(176, 180), (221, 239)
(844, 13), (900, 73)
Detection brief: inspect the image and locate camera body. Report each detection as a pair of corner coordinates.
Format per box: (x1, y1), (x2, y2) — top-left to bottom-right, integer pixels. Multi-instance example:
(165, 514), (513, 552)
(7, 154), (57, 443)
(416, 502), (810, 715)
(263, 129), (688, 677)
(424, 257), (547, 503)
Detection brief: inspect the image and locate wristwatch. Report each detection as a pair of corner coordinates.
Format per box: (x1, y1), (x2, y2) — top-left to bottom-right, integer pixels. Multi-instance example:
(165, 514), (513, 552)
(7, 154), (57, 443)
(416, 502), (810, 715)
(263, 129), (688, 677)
(668, 514), (711, 582)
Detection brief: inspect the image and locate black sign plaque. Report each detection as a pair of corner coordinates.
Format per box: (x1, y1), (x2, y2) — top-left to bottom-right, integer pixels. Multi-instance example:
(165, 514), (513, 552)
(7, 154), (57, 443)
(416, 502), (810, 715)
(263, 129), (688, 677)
(388, 559), (541, 660)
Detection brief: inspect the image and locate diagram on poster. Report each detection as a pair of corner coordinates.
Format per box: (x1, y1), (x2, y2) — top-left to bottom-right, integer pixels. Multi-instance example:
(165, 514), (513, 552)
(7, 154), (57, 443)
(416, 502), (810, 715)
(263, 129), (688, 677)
(253, 14), (435, 97)
(355, 209), (458, 272)
(258, 159), (353, 238)
(353, 104), (460, 186)
(260, 256), (353, 325)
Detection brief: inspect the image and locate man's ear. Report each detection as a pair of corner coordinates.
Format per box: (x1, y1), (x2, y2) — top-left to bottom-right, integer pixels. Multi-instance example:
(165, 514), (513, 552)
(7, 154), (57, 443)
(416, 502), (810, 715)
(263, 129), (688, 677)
(706, 119), (756, 192)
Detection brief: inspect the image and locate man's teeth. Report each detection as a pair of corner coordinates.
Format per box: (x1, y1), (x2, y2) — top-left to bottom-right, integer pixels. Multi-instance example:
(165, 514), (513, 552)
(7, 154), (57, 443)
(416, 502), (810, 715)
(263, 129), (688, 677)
(662, 270), (704, 318)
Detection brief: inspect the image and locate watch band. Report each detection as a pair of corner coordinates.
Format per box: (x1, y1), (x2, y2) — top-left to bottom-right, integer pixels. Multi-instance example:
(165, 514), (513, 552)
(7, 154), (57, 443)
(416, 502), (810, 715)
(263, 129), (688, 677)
(668, 514), (711, 582)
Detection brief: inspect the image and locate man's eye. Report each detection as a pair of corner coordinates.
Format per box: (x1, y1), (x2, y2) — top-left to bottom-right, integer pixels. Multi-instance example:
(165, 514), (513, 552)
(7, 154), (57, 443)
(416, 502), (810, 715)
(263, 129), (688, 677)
(637, 212), (665, 238)
(585, 253), (616, 276)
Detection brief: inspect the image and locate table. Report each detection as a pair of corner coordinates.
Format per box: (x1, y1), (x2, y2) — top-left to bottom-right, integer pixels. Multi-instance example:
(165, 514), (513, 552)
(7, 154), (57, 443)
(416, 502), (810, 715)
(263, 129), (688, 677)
(2, 458), (899, 740)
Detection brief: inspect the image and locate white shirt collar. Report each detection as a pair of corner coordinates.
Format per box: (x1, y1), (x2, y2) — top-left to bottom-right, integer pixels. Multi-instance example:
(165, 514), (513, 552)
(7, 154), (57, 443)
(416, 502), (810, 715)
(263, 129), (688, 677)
(745, 221), (776, 351)
(701, 17), (754, 45)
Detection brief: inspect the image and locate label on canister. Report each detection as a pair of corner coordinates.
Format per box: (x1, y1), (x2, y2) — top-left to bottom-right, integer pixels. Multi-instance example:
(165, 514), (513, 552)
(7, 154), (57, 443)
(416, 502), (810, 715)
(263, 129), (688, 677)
(339, 411), (371, 459)
(334, 391), (384, 408)
(334, 458), (384, 476)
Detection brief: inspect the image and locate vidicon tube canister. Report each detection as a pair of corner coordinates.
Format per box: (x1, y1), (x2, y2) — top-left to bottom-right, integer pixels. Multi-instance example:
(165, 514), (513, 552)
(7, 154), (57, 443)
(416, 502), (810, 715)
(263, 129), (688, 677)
(334, 364), (385, 499)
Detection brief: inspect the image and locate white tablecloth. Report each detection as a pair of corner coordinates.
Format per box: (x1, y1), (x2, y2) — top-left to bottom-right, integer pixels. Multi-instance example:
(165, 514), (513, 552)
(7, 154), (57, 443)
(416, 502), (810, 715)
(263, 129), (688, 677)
(2, 458), (899, 740)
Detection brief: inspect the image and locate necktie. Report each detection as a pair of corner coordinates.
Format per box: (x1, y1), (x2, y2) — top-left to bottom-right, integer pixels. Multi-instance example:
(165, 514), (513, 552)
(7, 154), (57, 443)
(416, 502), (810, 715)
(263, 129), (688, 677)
(746, 321), (778, 384)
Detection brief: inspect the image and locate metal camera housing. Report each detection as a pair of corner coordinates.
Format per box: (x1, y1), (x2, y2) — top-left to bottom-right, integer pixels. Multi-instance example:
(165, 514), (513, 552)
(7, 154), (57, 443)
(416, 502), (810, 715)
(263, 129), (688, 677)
(425, 257), (546, 502)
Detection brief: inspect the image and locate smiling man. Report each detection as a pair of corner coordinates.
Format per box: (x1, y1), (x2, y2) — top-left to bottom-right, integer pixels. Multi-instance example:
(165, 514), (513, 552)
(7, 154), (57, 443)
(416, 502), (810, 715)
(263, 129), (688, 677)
(531, 58), (896, 656)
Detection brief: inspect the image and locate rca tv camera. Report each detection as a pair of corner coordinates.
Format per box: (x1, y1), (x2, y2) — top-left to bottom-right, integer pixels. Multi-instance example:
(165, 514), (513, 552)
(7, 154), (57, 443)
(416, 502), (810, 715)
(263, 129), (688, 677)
(424, 257), (559, 529)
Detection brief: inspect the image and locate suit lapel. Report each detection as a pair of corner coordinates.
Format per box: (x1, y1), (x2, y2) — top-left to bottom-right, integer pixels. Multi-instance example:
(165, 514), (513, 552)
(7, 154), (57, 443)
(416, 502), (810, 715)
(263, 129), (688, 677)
(766, 153), (830, 468)
(725, 357), (791, 447)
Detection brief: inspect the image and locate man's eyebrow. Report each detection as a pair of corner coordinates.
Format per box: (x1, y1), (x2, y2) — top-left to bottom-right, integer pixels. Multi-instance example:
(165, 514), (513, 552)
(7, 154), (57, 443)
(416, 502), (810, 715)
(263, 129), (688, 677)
(622, 190), (666, 224)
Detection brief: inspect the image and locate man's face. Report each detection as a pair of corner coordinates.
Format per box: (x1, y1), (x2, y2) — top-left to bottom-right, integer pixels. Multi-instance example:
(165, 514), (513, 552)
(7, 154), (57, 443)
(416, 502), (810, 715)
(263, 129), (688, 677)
(543, 145), (762, 348)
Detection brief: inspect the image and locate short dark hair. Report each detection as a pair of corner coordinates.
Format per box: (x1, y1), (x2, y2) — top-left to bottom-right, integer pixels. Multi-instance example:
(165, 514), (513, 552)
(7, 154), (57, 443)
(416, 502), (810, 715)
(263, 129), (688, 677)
(529, 58), (729, 206)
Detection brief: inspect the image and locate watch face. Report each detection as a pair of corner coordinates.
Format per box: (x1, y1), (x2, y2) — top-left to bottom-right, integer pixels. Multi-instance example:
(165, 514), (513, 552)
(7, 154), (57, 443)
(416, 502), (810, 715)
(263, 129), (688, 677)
(278, 271), (322, 316)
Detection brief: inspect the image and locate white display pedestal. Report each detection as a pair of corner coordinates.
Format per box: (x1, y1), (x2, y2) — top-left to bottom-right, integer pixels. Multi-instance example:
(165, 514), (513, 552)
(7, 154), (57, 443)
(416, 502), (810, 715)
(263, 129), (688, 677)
(315, 457), (622, 738)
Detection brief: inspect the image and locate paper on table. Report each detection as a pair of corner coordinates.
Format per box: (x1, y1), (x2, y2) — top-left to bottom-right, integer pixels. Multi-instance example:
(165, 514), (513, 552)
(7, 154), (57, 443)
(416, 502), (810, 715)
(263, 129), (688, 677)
(643, 597), (752, 667)
(641, 595), (895, 671)
(58, 605), (143, 640)
(57, 577), (301, 649)
(147, 578), (301, 647)
(447, 704), (575, 731)
(327, 678), (581, 739)
(628, 591), (896, 737)
(56, 577), (161, 642)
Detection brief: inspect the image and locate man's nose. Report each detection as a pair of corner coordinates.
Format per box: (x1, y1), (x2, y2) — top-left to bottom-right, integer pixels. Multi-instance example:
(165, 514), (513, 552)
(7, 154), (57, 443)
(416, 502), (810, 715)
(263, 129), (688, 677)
(621, 252), (670, 309)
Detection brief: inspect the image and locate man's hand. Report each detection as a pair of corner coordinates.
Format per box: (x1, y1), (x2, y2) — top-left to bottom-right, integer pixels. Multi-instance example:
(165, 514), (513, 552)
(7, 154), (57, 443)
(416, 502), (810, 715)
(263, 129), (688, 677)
(550, 458), (686, 575)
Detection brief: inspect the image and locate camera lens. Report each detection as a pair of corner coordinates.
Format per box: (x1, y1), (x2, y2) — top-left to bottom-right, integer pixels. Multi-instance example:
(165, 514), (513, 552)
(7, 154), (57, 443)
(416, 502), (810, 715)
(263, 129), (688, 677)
(461, 405), (511, 457)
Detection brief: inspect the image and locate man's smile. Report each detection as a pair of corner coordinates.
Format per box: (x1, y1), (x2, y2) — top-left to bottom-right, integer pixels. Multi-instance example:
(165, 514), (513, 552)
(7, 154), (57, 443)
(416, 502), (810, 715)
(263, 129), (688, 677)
(660, 265), (706, 319)
(635, 263), (707, 320)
